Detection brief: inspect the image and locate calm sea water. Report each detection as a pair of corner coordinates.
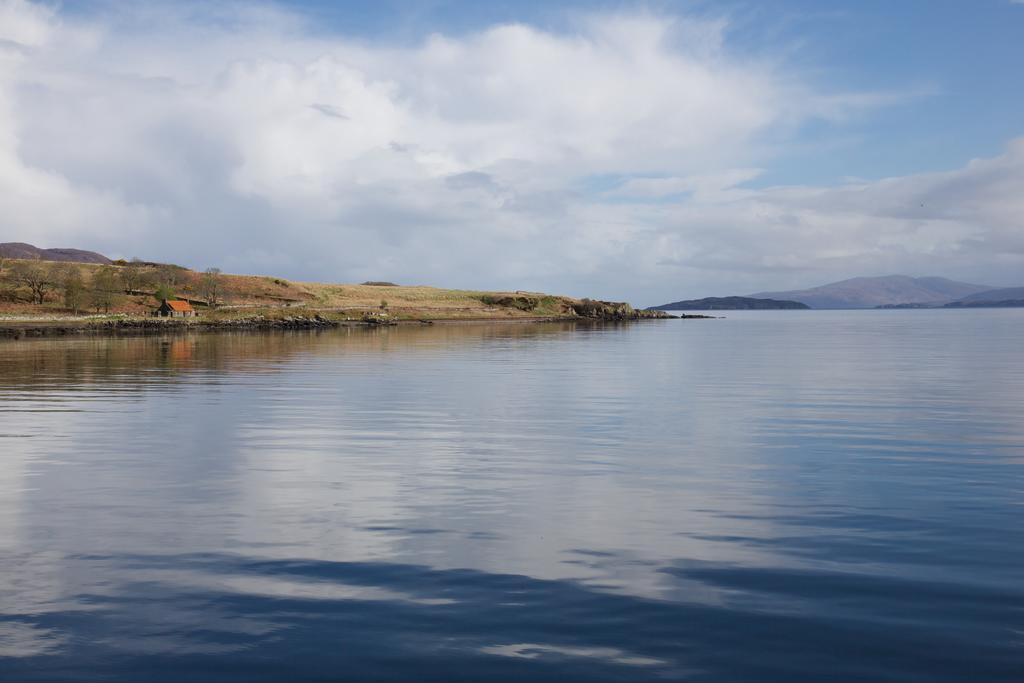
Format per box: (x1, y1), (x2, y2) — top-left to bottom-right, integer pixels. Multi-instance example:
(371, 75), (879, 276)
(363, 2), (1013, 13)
(1, 310), (1022, 681)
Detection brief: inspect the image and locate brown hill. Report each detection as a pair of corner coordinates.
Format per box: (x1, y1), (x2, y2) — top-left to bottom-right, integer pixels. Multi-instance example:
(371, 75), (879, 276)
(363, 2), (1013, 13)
(0, 242), (111, 265)
(0, 257), (667, 322)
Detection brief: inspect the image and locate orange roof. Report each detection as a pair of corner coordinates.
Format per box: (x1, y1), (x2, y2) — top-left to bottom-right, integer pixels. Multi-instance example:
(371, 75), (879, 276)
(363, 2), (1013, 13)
(165, 300), (193, 312)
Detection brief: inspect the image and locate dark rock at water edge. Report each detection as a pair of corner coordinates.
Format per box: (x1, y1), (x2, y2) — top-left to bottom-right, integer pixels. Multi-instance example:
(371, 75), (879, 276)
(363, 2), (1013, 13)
(570, 299), (676, 320)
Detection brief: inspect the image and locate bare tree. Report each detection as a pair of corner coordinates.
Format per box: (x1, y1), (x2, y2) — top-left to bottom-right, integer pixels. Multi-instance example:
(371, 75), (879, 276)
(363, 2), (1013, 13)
(199, 267), (223, 307)
(119, 257), (146, 294)
(58, 265), (86, 314)
(10, 261), (55, 305)
(156, 264), (187, 288)
(0, 257), (14, 302)
(90, 266), (118, 313)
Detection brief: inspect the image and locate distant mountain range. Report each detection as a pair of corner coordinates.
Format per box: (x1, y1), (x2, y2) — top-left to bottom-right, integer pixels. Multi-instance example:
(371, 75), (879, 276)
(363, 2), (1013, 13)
(751, 276), (994, 309)
(0, 242), (111, 265)
(950, 287), (1024, 304)
(941, 286), (1024, 308)
(654, 275), (1024, 311)
(649, 296), (808, 311)
(943, 299), (1024, 308)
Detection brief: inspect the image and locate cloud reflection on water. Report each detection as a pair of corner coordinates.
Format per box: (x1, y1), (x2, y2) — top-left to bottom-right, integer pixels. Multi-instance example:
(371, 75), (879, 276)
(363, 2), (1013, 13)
(1, 312), (1023, 679)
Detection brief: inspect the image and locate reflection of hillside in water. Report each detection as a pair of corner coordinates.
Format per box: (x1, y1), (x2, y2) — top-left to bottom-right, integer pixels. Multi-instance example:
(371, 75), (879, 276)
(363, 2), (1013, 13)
(0, 323), (580, 388)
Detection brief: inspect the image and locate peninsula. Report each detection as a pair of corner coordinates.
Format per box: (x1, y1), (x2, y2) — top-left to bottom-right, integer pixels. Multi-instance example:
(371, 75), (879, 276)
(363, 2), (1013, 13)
(0, 247), (675, 338)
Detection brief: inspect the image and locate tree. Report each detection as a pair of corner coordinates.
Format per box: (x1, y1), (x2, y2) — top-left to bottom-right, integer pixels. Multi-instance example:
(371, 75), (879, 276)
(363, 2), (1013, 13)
(10, 260), (54, 305)
(59, 265), (86, 314)
(379, 299), (389, 313)
(154, 282), (176, 304)
(156, 264), (187, 289)
(90, 266), (118, 313)
(200, 267), (223, 307)
(119, 257), (145, 293)
(152, 263), (188, 302)
(0, 259), (14, 303)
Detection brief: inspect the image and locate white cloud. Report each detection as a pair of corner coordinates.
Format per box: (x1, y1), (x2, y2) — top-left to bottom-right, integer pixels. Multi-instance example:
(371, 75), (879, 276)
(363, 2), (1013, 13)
(0, 0), (53, 47)
(614, 169), (763, 201)
(0, 0), (1020, 304)
(638, 139), (1024, 292)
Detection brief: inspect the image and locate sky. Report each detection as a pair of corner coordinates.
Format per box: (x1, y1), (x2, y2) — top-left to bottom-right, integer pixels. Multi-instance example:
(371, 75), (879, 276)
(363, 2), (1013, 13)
(1, 0), (1022, 305)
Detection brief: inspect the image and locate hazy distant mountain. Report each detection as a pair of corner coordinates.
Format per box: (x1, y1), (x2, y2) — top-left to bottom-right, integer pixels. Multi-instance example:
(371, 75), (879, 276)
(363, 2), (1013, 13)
(942, 286), (1024, 308)
(752, 275), (993, 309)
(951, 287), (1024, 304)
(0, 242), (111, 265)
(648, 296), (809, 311)
(944, 299), (1024, 308)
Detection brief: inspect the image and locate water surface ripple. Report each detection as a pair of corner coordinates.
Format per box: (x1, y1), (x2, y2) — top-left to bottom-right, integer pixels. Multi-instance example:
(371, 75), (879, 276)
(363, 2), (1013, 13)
(1, 311), (1022, 681)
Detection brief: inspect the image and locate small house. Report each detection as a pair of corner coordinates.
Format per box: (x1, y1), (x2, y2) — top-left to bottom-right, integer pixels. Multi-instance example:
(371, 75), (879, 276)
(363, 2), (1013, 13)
(156, 299), (196, 317)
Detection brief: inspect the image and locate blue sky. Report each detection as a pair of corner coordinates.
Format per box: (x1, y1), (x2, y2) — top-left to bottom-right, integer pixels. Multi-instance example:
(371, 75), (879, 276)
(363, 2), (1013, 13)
(237, 0), (1024, 182)
(3, 0), (1023, 302)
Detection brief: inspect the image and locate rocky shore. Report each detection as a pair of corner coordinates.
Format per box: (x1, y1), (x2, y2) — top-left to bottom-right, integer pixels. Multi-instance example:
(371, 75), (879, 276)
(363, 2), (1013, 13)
(0, 314), (341, 339)
(568, 299), (677, 320)
(0, 306), (696, 340)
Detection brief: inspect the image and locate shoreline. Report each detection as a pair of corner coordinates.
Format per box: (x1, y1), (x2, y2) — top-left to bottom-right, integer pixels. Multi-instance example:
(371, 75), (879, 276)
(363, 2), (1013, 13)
(0, 310), (713, 340)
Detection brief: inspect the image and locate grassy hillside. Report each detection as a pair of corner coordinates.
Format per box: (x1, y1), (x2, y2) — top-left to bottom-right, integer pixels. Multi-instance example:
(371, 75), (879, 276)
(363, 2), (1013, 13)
(0, 258), (639, 322)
